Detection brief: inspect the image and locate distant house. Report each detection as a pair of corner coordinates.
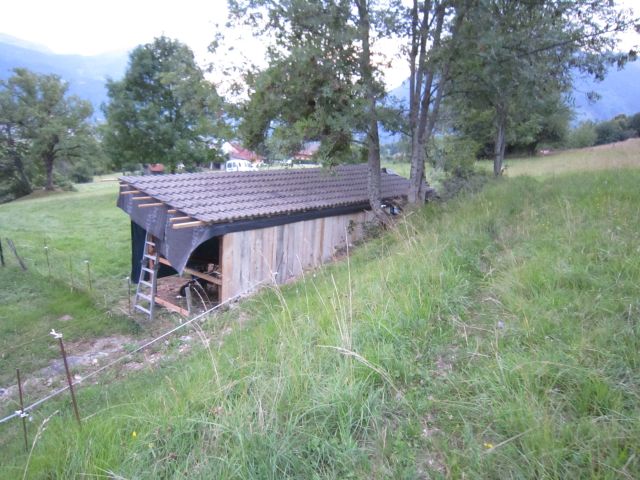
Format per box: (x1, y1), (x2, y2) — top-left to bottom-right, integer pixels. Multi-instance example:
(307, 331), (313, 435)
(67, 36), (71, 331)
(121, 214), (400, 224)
(293, 141), (321, 162)
(117, 164), (409, 315)
(222, 142), (264, 166)
(144, 163), (165, 175)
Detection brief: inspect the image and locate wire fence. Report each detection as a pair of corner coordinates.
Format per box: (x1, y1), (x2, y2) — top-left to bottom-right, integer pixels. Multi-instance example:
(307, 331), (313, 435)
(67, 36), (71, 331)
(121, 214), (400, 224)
(0, 235), (136, 368)
(0, 237), (111, 292)
(0, 289), (248, 428)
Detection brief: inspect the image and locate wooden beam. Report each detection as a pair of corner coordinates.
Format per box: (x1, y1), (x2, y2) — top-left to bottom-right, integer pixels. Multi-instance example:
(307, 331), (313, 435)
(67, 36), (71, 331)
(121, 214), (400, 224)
(158, 256), (222, 286)
(139, 203), (164, 208)
(172, 221), (205, 229)
(119, 190), (140, 195)
(170, 216), (192, 222)
(155, 297), (189, 316)
(133, 196), (153, 201)
(184, 266), (222, 286)
(167, 209), (178, 214)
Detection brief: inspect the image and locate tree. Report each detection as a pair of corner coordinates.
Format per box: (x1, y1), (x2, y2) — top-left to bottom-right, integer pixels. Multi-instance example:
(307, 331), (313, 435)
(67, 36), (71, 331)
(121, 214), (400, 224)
(233, 1), (362, 162)
(629, 112), (640, 136)
(451, 0), (637, 175)
(566, 121), (597, 149)
(103, 36), (227, 172)
(405, 0), (468, 203)
(228, 0), (397, 221)
(0, 68), (93, 194)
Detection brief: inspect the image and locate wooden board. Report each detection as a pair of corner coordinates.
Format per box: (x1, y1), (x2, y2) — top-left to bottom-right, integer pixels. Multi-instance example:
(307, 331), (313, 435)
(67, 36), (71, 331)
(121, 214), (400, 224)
(219, 211), (369, 301)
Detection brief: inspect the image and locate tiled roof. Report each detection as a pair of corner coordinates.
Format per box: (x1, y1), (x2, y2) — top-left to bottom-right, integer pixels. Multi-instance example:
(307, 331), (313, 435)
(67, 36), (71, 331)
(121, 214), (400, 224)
(120, 164), (409, 224)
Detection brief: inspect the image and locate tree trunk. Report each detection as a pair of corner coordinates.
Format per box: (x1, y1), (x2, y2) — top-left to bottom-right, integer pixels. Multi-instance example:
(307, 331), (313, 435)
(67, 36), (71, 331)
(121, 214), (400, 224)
(356, 0), (388, 225)
(44, 135), (59, 191)
(494, 106), (507, 176)
(408, 3), (446, 204)
(44, 153), (55, 190)
(5, 126), (32, 195)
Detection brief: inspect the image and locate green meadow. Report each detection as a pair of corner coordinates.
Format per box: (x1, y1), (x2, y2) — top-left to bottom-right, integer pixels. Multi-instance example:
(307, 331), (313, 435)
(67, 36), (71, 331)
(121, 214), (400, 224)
(0, 145), (639, 478)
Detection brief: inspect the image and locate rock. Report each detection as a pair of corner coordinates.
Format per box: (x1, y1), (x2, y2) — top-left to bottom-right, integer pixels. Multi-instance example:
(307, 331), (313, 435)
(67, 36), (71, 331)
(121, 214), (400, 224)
(58, 314), (73, 322)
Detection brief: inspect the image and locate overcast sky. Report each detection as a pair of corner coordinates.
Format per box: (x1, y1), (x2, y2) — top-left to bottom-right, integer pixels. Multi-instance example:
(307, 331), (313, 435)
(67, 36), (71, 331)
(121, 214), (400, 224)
(1, 0), (638, 90)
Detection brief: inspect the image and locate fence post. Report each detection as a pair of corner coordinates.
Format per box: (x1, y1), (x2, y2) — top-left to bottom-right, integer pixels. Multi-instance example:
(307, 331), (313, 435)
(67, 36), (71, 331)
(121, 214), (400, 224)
(6, 238), (27, 271)
(44, 245), (51, 277)
(68, 258), (75, 291)
(85, 260), (92, 291)
(0, 238), (5, 267)
(50, 330), (81, 426)
(16, 369), (29, 452)
(126, 277), (131, 314)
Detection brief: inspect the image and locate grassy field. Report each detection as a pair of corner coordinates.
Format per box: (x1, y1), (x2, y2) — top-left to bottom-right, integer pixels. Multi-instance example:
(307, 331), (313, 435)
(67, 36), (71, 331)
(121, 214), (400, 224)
(1, 145), (639, 478)
(0, 179), (143, 385)
(478, 138), (640, 177)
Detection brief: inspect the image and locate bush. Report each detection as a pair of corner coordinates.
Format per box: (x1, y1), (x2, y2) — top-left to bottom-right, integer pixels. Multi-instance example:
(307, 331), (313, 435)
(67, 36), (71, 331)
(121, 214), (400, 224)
(566, 121), (597, 148)
(69, 163), (94, 183)
(428, 135), (479, 177)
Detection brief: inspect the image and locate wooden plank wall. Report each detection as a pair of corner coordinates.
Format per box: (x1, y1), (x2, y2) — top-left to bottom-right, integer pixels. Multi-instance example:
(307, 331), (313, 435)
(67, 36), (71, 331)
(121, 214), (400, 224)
(220, 211), (372, 301)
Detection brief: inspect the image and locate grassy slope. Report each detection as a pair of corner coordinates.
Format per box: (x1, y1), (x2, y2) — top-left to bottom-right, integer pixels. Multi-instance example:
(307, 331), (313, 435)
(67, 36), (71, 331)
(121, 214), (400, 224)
(1, 164), (638, 478)
(0, 180), (139, 384)
(478, 138), (640, 177)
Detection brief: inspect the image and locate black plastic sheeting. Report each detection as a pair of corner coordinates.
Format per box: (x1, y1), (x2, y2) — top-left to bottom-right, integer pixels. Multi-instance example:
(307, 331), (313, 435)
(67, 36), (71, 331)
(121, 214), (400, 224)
(119, 193), (369, 283)
(130, 221), (178, 283)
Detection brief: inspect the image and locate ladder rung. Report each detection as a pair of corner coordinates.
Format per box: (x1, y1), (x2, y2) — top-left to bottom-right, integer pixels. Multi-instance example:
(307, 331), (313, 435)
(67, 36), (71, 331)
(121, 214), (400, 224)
(134, 305), (151, 315)
(145, 240), (155, 246)
(139, 280), (153, 288)
(143, 254), (157, 260)
(141, 267), (155, 274)
(137, 293), (152, 303)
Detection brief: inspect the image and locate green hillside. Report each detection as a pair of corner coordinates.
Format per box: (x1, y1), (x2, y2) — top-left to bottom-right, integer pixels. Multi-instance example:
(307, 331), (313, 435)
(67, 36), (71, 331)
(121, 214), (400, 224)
(1, 157), (639, 478)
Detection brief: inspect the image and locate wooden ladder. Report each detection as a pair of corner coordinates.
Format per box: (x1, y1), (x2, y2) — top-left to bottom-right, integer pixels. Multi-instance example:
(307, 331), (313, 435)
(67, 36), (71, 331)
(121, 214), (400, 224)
(133, 232), (158, 320)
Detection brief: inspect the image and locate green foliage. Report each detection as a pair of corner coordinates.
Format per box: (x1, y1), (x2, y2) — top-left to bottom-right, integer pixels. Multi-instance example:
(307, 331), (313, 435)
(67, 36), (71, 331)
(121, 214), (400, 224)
(630, 112), (640, 136)
(566, 120), (598, 148)
(595, 114), (637, 145)
(428, 135), (480, 176)
(0, 68), (95, 198)
(103, 36), (227, 172)
(231, 1), (370, 163)
(449, 0), (635, 174)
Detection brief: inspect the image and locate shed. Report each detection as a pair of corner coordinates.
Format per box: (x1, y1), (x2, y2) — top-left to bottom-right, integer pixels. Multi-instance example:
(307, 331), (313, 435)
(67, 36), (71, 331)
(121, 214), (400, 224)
(117, 164), (409, 314)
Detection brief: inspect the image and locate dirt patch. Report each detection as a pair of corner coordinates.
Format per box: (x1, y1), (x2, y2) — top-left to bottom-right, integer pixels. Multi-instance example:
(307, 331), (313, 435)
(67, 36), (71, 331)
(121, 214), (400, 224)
(0, 303), (251, 416)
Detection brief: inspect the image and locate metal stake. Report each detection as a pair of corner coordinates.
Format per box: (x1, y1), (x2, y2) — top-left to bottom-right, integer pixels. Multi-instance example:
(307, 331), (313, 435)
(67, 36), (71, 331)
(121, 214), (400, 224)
(51, 330), (81, 426)
(16, 369), (28, 452)
(44, 245), (51, 277)
(0, 238), (5, 267)
(85, 260), (92, 291)
(68, 258), (74, 291)
(126, 276), (131, 314)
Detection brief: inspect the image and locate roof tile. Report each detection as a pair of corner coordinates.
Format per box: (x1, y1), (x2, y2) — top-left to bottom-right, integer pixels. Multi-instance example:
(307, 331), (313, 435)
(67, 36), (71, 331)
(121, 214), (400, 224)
(120, 164), (409, 224)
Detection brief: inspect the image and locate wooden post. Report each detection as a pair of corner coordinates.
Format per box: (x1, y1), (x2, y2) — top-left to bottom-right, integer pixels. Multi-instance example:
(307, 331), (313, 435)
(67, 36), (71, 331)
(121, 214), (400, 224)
(85, 260), (92, 291)
(0, 238), (4, 267)
(185, 285), (193, 315)
(126, 276), (131, 314)
(16, 369), (28, 452)
(68, 258), (74, 291)
(44, 245), (51, 277)
(51, 330), (81, 426)
(6, 238), (27, 271)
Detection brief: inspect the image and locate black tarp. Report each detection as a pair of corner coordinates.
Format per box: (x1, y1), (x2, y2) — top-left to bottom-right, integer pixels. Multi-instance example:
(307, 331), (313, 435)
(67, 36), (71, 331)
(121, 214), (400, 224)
(130, 221), (177, 283)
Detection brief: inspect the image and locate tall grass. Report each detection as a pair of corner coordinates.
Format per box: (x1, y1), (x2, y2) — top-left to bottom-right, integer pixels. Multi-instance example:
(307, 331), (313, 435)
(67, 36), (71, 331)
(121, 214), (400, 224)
(1, 167), (638, 478)
(477, 137), (640, 177)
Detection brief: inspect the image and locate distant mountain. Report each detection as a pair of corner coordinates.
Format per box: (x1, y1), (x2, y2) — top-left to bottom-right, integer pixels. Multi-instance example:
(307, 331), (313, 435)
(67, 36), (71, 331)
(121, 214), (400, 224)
(0, 34), (128, 120)
(572, 61), (640, 123)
